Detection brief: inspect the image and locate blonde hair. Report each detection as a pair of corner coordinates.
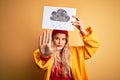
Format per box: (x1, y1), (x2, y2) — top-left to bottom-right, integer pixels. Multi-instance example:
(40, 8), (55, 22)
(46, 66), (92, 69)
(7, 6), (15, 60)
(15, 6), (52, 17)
(52, 38), (72, 77)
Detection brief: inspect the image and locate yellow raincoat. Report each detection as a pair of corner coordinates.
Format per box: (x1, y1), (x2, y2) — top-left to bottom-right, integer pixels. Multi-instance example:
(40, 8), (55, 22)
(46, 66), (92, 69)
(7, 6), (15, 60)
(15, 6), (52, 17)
(33, 27), (99, 80)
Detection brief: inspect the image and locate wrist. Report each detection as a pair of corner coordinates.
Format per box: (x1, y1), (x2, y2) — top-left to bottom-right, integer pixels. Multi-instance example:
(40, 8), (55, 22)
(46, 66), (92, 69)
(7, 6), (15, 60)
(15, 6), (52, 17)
(41, 53), (50, 58)
(80, 29), (88, 36)
(40, 54), (51, 61)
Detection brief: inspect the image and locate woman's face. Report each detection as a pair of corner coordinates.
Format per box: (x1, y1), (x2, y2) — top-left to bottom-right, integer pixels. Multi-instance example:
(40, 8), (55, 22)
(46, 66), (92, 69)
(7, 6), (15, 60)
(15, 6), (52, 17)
(53, 33), (67, 50)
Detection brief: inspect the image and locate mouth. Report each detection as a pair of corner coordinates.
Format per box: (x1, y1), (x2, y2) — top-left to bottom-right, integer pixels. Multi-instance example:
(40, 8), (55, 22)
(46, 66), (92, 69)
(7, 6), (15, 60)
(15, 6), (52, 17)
(57, 45), (62, 47)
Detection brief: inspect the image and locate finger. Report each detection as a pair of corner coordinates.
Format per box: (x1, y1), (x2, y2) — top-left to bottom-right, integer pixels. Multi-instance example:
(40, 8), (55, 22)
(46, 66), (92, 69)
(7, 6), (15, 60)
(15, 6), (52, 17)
(41, 32), (43, 45)
(42, 31), (46, 45)
(48, 31), (52, 44)
(72, 21), (80, 26)
(45, 30), (49, 43)
(39, 35), (42, 46)
(72, 16), (80, 21)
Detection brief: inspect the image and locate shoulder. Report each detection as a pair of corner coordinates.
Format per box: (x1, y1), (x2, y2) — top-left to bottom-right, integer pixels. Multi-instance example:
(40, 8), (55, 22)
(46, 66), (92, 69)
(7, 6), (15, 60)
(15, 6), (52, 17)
(70, 46), (84, 53)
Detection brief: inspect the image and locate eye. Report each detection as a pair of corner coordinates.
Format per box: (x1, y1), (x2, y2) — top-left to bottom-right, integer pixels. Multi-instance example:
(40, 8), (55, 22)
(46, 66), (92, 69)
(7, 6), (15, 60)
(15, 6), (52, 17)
(55, 37), (59, 40)
(62, 38), (66, 40)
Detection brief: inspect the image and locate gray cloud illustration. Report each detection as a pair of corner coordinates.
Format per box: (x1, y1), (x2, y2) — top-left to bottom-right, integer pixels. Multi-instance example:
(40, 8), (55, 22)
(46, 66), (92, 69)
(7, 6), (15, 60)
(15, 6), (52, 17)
(50, 9), (70, 22)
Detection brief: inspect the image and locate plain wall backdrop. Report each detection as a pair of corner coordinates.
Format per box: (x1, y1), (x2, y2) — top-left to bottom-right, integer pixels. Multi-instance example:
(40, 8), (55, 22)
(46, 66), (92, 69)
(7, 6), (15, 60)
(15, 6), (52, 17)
(0, 0), (120, 80)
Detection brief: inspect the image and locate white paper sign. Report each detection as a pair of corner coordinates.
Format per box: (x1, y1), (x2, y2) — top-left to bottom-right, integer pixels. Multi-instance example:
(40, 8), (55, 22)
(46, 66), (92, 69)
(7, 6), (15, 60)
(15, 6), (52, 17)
(42, 6), (76, 31)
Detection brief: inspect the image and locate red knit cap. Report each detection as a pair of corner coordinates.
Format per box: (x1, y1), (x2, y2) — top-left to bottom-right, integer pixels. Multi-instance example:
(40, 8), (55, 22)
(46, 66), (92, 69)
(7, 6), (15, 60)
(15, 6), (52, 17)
(52, 30), (68, 37)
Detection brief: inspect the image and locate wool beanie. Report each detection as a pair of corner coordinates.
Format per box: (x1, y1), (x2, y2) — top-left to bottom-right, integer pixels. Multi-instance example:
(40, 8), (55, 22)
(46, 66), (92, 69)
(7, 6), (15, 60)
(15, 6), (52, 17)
(52, 30), (68, 37)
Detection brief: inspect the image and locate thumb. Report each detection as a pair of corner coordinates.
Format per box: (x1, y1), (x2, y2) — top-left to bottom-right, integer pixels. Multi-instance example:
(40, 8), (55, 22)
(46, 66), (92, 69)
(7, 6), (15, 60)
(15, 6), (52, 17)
(49, 46), (57, 54)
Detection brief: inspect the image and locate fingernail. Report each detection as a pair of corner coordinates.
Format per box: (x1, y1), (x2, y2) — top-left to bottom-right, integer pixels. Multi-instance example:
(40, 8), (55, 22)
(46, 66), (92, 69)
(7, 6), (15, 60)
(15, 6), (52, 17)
(72, 15), (75, 17)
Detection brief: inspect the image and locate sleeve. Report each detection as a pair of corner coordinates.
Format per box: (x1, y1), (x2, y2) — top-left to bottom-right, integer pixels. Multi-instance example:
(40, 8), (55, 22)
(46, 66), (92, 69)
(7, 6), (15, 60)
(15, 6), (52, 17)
(33, 49), (52, 70)
(80, 27), (100, 60)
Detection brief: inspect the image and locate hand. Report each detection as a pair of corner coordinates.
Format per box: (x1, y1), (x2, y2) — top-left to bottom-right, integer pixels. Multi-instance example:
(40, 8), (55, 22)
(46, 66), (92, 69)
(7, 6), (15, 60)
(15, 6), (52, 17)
(71, 16), (84, 30)
(71, 16), (88, 36)
(39, 30), (55, 56)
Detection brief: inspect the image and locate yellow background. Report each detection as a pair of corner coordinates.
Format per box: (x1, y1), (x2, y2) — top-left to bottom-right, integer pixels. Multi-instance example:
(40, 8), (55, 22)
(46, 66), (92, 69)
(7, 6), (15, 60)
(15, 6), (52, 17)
(0, 0), (120, 80)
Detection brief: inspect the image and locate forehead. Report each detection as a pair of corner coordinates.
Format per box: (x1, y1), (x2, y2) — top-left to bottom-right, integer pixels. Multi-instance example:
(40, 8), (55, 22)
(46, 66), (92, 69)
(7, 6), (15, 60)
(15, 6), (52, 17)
(53, 33), (67, 38)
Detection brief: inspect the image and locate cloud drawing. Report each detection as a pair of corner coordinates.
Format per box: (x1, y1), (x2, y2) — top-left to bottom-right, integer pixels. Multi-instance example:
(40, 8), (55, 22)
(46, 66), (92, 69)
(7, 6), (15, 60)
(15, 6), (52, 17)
(50, 9), (70, 22)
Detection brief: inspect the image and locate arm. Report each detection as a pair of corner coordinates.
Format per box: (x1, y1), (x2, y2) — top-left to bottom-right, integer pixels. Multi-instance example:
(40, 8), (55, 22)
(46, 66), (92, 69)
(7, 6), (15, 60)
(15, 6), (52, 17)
(72, 16), (99, 59)
(33, 49), (52, 70)
(81, 27), (99, 59)
(33, 30), (55, 70)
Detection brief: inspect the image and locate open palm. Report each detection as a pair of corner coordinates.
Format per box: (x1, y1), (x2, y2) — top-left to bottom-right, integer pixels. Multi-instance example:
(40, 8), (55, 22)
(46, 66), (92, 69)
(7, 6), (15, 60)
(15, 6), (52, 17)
(39, 30), (55, 56)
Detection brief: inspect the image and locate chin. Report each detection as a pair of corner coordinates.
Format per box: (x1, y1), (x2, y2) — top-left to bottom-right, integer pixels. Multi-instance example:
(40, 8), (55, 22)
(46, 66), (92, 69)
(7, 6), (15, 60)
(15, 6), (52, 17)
(56, 47), (63, 50)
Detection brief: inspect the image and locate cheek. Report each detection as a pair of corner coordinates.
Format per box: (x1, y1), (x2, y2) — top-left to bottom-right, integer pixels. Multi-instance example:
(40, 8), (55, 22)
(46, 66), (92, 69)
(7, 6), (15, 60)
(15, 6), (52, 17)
(63, 41), (66, 45)
(53, 40), (58, 45)
(61, 40), (67, 47)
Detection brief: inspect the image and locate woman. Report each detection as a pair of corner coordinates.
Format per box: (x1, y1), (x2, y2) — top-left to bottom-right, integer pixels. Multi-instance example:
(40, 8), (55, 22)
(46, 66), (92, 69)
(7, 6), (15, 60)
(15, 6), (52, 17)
(33, 16), (99, 80)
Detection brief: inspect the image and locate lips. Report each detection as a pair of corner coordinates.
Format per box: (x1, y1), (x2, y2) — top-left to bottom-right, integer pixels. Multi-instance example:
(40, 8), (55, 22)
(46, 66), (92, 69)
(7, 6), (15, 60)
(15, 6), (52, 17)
(57, 45), (62, 47)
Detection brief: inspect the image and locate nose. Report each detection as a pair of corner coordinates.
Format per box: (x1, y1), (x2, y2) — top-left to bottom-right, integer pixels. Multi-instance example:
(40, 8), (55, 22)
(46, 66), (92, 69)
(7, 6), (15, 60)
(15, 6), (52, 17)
(58, 39), (62, 44)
